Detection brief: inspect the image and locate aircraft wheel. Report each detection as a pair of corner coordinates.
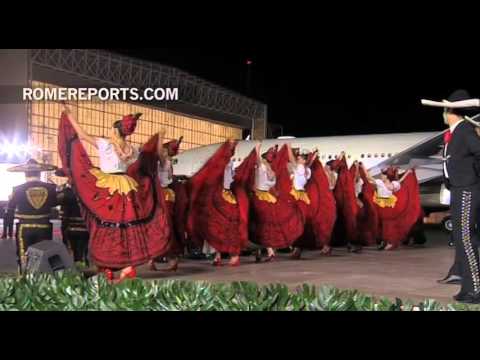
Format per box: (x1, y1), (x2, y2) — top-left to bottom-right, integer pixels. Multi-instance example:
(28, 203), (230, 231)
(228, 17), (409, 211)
(442, 217), (453, 233)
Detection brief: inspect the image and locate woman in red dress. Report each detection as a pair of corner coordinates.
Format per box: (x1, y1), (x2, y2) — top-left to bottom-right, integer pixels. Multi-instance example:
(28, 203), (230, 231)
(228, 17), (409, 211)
(149, 137), (184, 272)
(58, 103), (173, 283)
(362, 164), (422, 250)
(187, 140), (248, 267)
(247, 144), (306, 262)
(292, 152), (337, 258)
(330, 153), (361, 252)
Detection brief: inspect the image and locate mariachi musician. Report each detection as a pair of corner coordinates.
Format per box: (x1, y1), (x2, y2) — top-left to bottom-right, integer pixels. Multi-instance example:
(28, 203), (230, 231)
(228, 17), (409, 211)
(7, 159), (58, 274)
(422, 90), (480, 304)
(1, 194), (14, 239)
(56, 169), (90, 268)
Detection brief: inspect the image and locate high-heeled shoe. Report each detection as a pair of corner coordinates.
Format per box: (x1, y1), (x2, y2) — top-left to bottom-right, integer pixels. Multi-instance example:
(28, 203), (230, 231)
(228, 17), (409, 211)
(321, 247), (333, 256)
(290, 249), (302, 260)
(149, 260), (158, 272)
(98, 267), (114, 282)
(164, 260), (179, 272)
(115, 267), (137, 284)
(212, 258), (223, 267)
(265, 254), (276, 263)
(229, 257), (241, 267)
(385, 244), (395, 251)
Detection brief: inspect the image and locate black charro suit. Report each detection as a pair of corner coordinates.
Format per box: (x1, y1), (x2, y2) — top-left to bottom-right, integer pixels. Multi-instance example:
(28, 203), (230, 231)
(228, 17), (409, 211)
(444, 121), (480, 296)
(57, 185), (89, 264)
(9, 180), (57, 273)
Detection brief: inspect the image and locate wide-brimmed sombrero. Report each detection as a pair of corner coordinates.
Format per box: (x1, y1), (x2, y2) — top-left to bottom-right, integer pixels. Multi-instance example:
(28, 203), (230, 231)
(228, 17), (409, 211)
(421, 89), (480, 117)
(7, 159), (57, 173)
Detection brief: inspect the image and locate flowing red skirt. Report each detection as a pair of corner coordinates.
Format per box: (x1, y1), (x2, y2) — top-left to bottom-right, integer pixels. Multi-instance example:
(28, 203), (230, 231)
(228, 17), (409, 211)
(295, 161), (337, 249)
(251, 191), (305, 249)
(376, 172), (422, 248)
(58, 114), (172, 269)
(332, 164), (359, 246)
(193, 183), (246, 255)
(356, 181), (379, 246)
(186, 141), (247, 255)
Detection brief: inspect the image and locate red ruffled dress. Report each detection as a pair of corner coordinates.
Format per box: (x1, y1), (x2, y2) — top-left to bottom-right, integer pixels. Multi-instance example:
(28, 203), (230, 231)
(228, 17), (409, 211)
(294, 158), (337, 250)
(186, 141), (248, 255)
(57, 113), (173, 269)
(331, 158), (359, 246)
(248, 145), (305, 249)
(374, 169), (423, 248)
(356, 166), (380, 246)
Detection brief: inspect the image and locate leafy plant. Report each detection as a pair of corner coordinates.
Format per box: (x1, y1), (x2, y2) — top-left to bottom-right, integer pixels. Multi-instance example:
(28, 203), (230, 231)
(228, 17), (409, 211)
(0, 272), (477, 312)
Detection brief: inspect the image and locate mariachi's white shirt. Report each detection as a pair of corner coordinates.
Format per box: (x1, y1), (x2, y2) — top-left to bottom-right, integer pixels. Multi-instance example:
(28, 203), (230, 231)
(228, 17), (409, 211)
(290, 164), (312, 191)
(256, 163), (277, 191)
(96, 138), (139, 174)
(224, 160), (235, 190)
(158, 158), (173, 187)
(375, 179), (401, 198)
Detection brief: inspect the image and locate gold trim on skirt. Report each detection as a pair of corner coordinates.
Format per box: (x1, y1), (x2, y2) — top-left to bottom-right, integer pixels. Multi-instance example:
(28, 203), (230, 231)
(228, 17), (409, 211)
(222, 189), (237, 205)
(89, 168), (138, 196)
(290, 188), (311, 205)
(373, 192), (398, 208)
(255, 190), (278, 204)
(163, 188), (176, 203)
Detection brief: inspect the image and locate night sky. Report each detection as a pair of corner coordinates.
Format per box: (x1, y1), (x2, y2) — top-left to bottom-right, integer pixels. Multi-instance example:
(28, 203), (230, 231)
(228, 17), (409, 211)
(110, 47), (479, 138)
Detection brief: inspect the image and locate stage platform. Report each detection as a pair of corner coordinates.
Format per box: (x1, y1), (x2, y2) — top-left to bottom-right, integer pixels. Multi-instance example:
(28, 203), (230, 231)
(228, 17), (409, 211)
(0, 225), (458, 303)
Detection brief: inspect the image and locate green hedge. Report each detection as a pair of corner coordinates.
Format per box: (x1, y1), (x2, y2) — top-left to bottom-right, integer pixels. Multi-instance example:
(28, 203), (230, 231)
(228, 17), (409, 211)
(0, 272), (476, 311)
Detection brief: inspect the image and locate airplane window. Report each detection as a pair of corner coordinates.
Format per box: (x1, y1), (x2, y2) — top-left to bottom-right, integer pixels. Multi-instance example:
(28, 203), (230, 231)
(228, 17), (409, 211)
(388, 153), (392, 157)
(374, 154), (378, 158)
(348, 155), (351, 159)
(172, 159), (178, 165)
(328, 155), (332, 159)
(361, 154), (365, 159)
(367, 154), (372, 158)
(381, 153), (385, 158)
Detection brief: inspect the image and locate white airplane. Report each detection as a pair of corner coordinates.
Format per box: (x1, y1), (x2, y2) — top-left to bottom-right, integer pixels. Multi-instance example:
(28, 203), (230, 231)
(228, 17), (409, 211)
(173, 130), (449, 209)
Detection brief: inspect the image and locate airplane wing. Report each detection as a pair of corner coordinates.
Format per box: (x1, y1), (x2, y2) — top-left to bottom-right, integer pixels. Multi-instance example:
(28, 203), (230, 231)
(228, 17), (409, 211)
(368, 130), (447, 184)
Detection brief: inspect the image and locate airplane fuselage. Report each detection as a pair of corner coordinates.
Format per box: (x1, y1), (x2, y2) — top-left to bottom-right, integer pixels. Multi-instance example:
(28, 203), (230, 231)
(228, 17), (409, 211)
(173, 132), (438, 178)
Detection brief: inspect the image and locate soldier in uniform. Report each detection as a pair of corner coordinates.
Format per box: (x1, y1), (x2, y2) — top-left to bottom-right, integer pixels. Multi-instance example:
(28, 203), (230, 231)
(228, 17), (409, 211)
(7, 159), (58, 274)
(56, 169), (90, 268)
(422, 90), (480, 304)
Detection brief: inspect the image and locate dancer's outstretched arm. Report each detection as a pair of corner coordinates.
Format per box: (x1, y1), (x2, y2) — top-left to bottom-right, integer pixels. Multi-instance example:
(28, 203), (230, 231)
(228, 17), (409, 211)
(361, 163), (377, 185)
(308, 149), (318, 168)
(156, 129), (166, 158)
(399, 169), (412, 184)
(286, 143), (296, 164)
(255, 143), (262, 164)
(62, 102), (97, 147)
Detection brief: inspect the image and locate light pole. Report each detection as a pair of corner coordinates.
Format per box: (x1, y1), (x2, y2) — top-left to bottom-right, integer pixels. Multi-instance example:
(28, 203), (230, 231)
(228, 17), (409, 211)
(246, 59), (253, 96)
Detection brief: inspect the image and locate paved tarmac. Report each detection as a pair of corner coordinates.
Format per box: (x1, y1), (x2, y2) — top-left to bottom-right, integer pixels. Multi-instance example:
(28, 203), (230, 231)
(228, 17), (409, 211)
(0, 222), (458, 303)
